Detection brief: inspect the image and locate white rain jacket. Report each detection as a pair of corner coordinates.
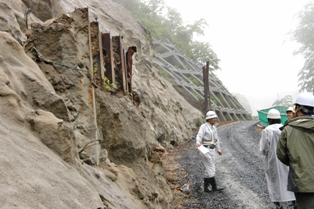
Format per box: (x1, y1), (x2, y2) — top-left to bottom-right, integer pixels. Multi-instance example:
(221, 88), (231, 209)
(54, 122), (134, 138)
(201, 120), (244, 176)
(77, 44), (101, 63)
(196, 122), (221, 178)
(259, 123), (295, 202)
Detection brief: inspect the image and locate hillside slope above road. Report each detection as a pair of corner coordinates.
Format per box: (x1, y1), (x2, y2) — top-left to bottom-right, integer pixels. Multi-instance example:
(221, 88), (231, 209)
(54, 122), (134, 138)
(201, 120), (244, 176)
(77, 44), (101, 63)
(163, 121), (296, 209)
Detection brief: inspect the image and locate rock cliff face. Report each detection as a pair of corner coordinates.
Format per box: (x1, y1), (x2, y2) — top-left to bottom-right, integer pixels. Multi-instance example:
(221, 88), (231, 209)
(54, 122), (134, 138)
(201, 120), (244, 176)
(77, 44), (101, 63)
(0, 0), (203, 208)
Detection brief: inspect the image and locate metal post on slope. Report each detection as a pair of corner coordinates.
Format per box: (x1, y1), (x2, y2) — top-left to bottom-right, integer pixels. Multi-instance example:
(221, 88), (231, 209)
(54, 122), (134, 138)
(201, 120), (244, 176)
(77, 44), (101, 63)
(202, 66), (206, 115)
(206, 61), (211, 111)
(87, 7), (99, 166)
(203, 61), (210, 114)
(126, 46), (137, 94)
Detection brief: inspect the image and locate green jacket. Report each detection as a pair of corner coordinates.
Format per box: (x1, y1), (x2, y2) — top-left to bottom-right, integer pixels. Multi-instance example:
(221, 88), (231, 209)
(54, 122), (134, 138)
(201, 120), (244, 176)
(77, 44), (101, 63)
(277, 116), (314, 193)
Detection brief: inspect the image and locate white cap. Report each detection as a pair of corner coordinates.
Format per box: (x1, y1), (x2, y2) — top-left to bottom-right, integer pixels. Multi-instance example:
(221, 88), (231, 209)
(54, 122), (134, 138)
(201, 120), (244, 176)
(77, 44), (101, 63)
(205, 111), (218, 120)
(294, 92), (314, 107)
(267, 109), (281, 119)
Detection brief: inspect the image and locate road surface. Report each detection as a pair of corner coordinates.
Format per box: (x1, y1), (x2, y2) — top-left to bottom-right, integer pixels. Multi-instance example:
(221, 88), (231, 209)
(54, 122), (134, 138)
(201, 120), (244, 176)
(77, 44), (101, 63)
(163, 121), (296, 209)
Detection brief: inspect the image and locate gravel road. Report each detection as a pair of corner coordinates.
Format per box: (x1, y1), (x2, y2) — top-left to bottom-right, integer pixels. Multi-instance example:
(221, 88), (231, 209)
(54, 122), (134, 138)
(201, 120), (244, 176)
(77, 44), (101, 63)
(164, 120), (296, 209)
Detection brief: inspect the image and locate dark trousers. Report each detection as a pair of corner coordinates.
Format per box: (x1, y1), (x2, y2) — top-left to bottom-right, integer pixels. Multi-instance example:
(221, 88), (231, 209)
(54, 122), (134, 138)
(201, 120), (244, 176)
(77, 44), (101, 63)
(295, 192), (314, 209)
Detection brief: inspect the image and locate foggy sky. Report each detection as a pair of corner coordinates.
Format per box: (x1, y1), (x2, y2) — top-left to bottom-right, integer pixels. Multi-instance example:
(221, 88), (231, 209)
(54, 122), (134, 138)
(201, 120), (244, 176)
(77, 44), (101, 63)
(163, 0), (310, 115)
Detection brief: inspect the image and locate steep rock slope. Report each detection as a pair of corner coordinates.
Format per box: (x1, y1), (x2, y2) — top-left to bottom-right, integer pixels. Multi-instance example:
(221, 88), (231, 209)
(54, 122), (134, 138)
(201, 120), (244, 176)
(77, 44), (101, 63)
(0, 0), (204, 209)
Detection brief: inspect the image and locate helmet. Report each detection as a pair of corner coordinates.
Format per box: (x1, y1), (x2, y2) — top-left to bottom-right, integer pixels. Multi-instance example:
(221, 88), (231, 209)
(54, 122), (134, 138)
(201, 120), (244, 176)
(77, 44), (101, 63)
(205, 111), (217, 120)
(286, 106), (294, 113)
(267, 109), (281, 119)
(294, 92), (314, 107)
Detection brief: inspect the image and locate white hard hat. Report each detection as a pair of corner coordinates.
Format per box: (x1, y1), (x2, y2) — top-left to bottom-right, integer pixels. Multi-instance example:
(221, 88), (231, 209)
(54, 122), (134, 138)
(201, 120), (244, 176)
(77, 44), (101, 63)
(294, 92), (314, 107)
(267, 109), (281, 119)
(205, 111), (217, 120)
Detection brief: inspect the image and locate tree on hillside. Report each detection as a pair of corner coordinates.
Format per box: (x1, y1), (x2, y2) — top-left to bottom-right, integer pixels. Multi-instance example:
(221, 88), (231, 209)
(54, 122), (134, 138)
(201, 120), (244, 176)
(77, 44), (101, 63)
(293, 2), (314, 92)
(272, 95), (294, 107)
(233, 93), (252, 114)
(113, 0), (220, 71)
(191, 41), (220, 70)
(144, 0), (165, 16)
(165, 7), (183, 34)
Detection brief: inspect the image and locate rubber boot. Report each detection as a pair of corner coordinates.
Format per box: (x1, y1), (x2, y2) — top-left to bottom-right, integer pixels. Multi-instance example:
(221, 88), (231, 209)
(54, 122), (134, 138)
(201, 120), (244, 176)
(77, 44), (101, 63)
(209, 177), (224, 191)
(204, 178), (211, 192)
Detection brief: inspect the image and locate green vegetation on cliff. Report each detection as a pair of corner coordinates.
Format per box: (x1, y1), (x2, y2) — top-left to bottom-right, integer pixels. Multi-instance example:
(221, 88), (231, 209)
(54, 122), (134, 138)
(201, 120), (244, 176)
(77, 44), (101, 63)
(113, 0), (220, 71)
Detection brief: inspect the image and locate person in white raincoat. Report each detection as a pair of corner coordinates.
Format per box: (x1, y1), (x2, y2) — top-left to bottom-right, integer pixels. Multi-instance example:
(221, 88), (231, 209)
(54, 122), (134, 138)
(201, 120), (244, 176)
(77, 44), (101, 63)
(259, 109), (296, 209)
(196, 110), (223, 192)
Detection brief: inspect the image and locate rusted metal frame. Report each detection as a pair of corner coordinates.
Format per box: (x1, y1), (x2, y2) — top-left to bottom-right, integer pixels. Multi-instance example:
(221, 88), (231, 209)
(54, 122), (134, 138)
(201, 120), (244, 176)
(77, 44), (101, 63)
(114, 35), (127, 93)
(98, 30), (105, 80)
(126, 46), (137, 94)
(90, 21), (101, 88)
(206, 61), (210, 111)
(102, 32), (115, 84)
(203, 61), (210, 114)
(123, 48), (128, 93)
(125, 47), (132, 93)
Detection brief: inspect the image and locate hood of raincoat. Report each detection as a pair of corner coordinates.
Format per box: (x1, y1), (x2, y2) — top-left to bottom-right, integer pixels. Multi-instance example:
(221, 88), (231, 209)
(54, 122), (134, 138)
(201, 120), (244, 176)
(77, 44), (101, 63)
(278, 115), (314, 193)
(281, 116), (314, 132)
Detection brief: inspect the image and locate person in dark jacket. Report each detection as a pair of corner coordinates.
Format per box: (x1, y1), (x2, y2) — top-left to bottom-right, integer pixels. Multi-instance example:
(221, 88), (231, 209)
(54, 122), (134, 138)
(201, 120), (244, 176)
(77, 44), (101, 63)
(277, 92), (314, 209)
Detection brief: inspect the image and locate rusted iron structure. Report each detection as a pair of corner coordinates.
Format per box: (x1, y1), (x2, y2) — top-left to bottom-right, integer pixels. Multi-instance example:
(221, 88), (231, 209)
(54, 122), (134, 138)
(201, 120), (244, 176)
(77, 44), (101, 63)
(203, 61), (210, 114)
(85, 8), (137, 164)
(25, 7), (138, 166)
(126, 46), (137, 94)
(101, 33), (114, 84)
(88, 24), (136, 95)
(153, 38), (252, 122)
